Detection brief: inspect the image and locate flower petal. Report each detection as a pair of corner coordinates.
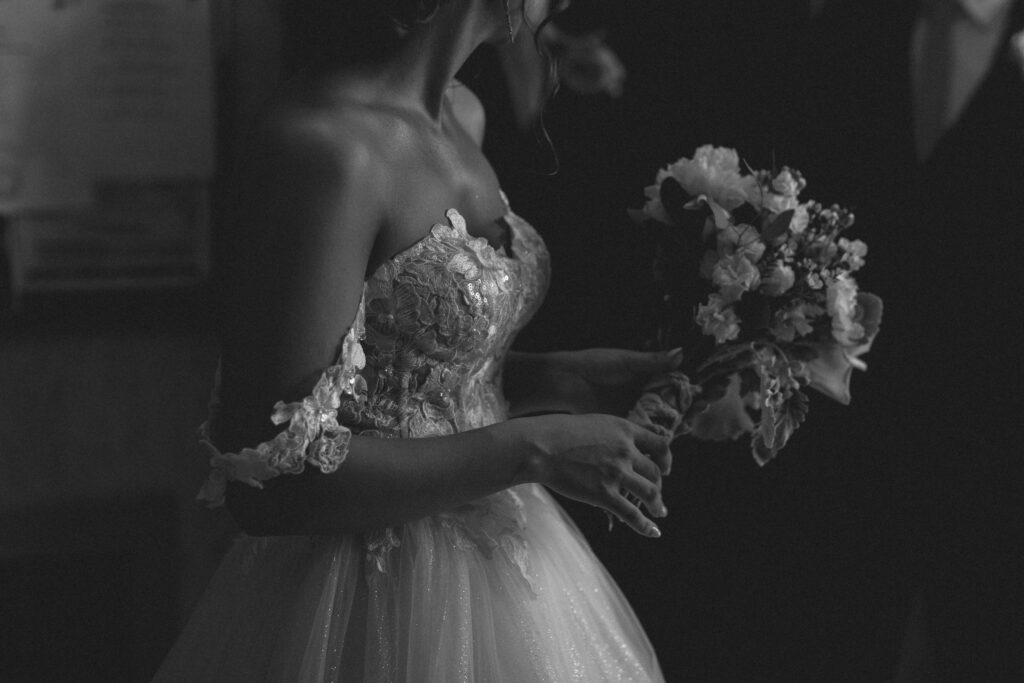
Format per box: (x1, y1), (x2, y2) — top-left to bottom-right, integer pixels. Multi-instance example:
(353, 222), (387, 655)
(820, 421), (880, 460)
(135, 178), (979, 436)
(804, 344), (855, 405)
(688, 374), (757, 440)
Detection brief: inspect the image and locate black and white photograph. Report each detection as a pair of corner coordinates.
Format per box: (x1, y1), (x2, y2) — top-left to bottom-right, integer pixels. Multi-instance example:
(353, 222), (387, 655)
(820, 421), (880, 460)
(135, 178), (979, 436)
(2, 1), (1021, 681)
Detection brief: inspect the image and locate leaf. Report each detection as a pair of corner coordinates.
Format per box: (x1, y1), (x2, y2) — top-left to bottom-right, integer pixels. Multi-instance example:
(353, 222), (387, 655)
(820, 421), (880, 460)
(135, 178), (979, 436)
(738, 366), (761, 396)
(695, 343), (757, 383)
(628, 371), (701, 439)
(804, 343), (856, 404)
(763, 209), (795, 242)
(687, 373), (757, 442)
(785, 343), (821, 362)
(856, 292), (884, 341)
(751, 389), (809, 466)
(731, 202), (760, 227)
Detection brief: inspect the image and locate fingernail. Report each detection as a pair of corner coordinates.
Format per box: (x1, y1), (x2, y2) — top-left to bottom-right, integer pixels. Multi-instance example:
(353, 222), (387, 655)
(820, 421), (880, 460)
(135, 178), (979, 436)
(647, 523), (661, 538)
(658, 503), (669, 518)
(668, 347), (683, 365)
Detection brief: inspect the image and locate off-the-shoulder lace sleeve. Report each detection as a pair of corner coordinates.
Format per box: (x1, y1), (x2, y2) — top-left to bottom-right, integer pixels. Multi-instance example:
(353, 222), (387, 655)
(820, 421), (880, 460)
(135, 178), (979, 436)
(197, 298), (368, 508)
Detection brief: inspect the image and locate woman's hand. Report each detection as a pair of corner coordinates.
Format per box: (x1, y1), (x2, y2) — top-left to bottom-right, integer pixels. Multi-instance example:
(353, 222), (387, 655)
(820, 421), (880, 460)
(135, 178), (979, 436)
(513, 413), (672, 538)
(506, 348), (683, 419)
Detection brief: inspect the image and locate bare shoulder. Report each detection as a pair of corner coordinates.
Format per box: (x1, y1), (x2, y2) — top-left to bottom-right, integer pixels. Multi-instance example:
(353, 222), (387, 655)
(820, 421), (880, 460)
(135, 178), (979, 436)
(221, 99), (390, 325)
(223, 98), (392, 270)
(218, 100), (386, 440)
(245, 102), (382, 201)
(447, 79), (486, 147)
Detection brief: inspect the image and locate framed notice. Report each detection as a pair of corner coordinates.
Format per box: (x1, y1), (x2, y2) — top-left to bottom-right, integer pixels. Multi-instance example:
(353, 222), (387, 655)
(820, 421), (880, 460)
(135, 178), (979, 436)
(5, 180), (210, 291)
(0, 0), (215, 293)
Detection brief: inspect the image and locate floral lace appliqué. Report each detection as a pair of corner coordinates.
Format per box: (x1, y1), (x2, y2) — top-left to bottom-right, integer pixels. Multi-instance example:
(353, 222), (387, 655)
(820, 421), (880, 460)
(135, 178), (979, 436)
(196, 300), (368, 508)
(439, 489), (537, 596)
(197, 201), (550, 591)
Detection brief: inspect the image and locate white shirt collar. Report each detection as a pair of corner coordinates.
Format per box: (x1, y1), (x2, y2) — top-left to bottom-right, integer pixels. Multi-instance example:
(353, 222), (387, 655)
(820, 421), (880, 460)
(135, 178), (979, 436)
(958, 0), (1012, 27)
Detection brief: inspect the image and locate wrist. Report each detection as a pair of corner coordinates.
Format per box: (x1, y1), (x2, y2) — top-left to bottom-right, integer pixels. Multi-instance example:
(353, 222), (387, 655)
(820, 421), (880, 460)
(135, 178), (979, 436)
(493, 417), (546, 487)
(540, 351), (586, 411)
(505, 351), (572, 416)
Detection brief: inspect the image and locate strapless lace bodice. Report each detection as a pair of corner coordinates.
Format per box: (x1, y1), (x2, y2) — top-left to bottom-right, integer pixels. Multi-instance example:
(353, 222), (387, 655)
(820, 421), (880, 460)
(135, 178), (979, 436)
(197, 198), (549, 508)
(350, 203), (550, 439)
(165, 200), (665, 683)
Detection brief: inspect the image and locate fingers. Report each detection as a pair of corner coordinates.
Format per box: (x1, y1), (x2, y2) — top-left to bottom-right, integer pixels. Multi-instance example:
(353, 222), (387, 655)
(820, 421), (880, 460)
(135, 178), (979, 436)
(599, 416), (669, 524)
(621, 348), (684, 376)
(618, 429), (668, 520)
(603, 488), (662, 538)
(620, 469), (667, 519)
(650, 440), (673, 477)
(628, 419), (669, 455)
(630, 453), (662, 490)
(628, 421), (673, 475)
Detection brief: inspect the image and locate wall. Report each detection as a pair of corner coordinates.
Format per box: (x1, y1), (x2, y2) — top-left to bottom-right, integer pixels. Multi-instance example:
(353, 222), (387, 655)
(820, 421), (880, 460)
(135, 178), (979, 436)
(0, 2), (283, 681)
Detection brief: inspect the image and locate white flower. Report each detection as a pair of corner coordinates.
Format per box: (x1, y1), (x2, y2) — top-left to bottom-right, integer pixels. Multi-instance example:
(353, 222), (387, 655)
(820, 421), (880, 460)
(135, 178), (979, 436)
(661, 145), (759, 210)
(757, 191), (801, 215)
(805, 293), (881, 404)
(687, 374), (759, 441)
(718, 222), (766, 262)
(771, 169), (803, 197)
(805, 344), (860, 405)
(761, 262), (796, 296)
(638, 182), (672, 224)
(770, 302), (825, 342)
(826, 273), (863, 346)
(712, 253), (761, 302)
(838, 237), (868, 271)
(789, 204), (810, 234)
(696, 293), (741, 343)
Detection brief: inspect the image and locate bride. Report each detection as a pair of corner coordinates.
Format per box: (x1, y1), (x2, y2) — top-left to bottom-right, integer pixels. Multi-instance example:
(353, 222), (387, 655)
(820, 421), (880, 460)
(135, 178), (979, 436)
(153, 1), (680, 680)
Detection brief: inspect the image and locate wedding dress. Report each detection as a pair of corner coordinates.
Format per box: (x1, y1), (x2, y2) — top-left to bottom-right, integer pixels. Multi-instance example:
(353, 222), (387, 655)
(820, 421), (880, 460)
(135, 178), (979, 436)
(152, 198), (665, 682)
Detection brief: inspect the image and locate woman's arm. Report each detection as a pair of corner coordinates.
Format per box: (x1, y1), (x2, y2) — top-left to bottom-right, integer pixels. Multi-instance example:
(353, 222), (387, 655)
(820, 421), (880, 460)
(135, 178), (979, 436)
(214, 105), (669, 539)
(230, 412), (669, 537)
(504, 348), (683, 419)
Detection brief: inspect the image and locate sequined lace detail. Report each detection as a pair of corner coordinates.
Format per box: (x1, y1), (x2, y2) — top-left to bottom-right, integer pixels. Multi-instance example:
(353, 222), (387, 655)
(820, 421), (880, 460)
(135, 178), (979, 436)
(357, 203), (549, 578)
(354, 205), (547, 439)
(199, 199), (551, 583)
(196, 301), (368, 508)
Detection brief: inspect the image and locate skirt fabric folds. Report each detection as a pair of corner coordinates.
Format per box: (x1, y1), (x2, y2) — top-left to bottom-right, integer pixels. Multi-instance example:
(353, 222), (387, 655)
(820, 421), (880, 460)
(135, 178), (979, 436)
(152, 484), (664, 682)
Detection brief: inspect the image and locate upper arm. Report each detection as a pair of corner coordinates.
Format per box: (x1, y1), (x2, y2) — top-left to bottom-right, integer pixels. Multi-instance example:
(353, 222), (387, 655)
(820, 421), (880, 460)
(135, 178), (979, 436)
(448, 80), (486, 147)
(215, 110), (382, 452)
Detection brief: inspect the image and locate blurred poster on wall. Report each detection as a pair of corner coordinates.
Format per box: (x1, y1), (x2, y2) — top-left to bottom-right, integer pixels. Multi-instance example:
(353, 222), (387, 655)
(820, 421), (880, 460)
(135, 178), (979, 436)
(0, 0), (214, 293)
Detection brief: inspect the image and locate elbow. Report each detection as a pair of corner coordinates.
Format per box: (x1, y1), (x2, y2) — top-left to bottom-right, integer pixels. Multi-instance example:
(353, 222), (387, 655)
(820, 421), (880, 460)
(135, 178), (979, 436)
(223, 474), (364, 536)
(225, 481), (286, 537)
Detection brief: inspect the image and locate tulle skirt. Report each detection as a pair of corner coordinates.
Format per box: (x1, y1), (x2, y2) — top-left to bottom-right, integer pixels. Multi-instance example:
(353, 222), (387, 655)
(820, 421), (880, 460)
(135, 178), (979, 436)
(152, 484), (664, 682)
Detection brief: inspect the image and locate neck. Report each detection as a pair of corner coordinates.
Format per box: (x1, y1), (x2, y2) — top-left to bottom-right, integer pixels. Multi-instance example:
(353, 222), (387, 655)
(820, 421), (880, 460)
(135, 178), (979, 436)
(352, 5), (496, 122)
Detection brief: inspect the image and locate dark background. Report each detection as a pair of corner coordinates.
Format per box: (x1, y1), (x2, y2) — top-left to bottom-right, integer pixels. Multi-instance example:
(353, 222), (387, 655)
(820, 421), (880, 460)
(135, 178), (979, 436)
(481, 3), (916, 680)
(2, 1), (1020, 680)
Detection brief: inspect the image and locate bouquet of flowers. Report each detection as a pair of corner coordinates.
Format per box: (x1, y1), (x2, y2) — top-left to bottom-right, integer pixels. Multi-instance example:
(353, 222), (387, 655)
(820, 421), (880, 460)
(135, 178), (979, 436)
(627, 145), (883, 465)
